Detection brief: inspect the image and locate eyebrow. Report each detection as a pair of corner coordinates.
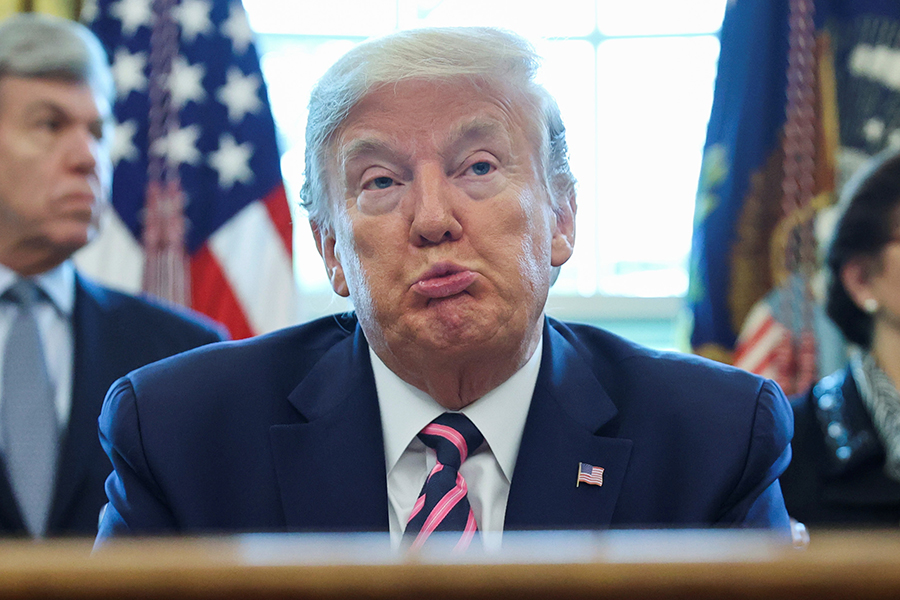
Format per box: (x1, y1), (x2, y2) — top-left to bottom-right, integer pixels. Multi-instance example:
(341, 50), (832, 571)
(25, 98), (108, 128)
(443, 118), (512, 158)
(336, 117), (514, 178)
(339, 137), (405, 167)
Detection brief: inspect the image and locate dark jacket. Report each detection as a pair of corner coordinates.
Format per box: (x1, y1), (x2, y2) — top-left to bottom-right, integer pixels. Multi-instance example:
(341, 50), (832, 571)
(97, 314), (794, 541)
(0, 274), (226, 537)
(781, 367), (900, 527)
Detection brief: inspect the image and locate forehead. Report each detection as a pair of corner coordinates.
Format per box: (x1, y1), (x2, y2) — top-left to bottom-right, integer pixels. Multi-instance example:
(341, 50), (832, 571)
(335, 78), (540, 155)
(0, 75), (107, 120)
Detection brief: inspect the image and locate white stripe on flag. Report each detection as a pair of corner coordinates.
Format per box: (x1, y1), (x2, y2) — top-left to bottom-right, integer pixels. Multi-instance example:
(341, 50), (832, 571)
(208, 201), (299, 335)
(72, 208), (144, 294)
(735, 309), (788, 375)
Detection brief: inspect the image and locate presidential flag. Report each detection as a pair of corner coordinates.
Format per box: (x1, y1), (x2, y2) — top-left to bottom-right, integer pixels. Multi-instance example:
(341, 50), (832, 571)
(76, 0), (297, 339)
(688, 0), (900, 394)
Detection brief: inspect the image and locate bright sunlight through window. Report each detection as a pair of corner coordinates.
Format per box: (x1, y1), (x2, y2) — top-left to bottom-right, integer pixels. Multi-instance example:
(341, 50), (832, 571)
(242, 0), (726, 323)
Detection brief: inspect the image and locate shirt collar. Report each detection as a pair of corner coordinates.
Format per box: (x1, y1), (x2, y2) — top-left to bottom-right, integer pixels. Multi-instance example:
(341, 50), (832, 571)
(373, 335), (542, 483)
(0, 261), (76, 317)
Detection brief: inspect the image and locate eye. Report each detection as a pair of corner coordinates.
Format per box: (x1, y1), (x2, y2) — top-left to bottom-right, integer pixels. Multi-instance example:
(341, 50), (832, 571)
(39, 117), (63, 133)
(366, 176), (395, 190)
(469, 161), (493, 176)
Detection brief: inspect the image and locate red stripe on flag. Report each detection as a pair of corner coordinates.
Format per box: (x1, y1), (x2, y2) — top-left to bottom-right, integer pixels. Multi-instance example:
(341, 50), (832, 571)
(749, 347), (780, 376)
(734, 315), (774, 363)
(191, 245), (254, 340)
(263, 184), (293, 257)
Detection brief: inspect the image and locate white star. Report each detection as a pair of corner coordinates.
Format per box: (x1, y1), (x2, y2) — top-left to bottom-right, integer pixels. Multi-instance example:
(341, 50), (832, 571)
(888, 129), (900, 150)
(864, 118), (885, 143)
(217, 67), (262, 123)
(169, 56), (207, 108)
(209, 134), (254, 189)
(150, 124), (202, 167)
(173, 0), (214, 43)
(222, 2), (254, 55)
(110, 0), (154, 36)
(111, 120), (139, 165)
(80, 0), (99, 22)
(111, 48), (148, 99)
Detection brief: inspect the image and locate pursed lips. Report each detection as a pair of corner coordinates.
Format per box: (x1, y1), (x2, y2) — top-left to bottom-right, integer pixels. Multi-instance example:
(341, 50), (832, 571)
(412, 262), (478, 299)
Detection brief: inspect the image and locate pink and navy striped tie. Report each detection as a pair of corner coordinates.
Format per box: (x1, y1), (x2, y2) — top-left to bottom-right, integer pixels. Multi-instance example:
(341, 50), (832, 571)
(405, 412), (484, 551)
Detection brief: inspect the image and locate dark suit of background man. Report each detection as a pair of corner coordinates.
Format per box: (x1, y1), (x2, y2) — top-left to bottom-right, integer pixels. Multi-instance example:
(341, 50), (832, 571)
(97, 26), (794, 549)
(0, 13), (225, 538)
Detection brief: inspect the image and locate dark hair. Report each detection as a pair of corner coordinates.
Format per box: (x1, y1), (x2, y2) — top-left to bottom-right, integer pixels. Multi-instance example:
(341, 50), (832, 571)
(826, 150), (900, 347)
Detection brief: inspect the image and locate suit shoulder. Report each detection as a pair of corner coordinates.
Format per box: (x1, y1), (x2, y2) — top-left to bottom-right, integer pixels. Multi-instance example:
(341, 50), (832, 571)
(550, 317), (768, 391)
(76, 275), (227, 342)
(130, 312), (357, 388)
(548, 318), (790, 445)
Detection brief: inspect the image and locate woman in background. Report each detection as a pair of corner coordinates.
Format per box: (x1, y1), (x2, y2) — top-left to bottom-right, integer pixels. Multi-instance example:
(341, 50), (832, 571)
(781, 150), (900, 527)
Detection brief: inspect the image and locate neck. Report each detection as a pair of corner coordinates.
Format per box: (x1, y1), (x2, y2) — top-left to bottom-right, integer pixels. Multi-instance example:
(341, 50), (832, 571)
(0, 242), (69, 277)
(375, 323), (543, 411)
(871, 320), (900, 389)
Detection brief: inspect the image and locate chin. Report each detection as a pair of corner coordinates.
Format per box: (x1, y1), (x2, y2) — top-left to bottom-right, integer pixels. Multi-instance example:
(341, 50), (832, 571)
(50, 227), (93, 256)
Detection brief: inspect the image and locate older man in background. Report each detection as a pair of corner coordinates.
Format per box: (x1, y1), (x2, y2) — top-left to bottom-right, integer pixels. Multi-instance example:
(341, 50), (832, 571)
(96, 27), (793, 549)
(0, 13), (225, 538)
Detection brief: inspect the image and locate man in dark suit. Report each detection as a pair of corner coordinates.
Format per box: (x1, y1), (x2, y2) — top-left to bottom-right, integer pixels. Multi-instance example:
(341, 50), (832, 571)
(0, 13), (225, 538)
(97, 27), (793, 548)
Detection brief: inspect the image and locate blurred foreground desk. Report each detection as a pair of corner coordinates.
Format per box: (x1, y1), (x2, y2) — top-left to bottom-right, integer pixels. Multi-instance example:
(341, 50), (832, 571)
(2, 530), (900, 599)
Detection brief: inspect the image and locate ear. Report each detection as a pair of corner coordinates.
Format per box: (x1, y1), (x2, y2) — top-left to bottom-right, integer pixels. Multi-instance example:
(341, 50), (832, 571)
(550, 192), (576, 267)
(840, 256), (878, 312)
(311, 221), (350, 298)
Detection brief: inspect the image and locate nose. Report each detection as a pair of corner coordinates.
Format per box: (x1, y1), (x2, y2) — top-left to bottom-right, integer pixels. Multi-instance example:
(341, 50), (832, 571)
(408, 163), (463, 246)
(65, 127), (101, 174)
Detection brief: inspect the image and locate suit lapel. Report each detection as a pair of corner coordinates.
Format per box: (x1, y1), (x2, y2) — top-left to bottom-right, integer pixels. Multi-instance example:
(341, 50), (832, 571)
(49, 277), (108, 531)
(0, 460), (25, 533)
(269, 325), (390, 532)
(505, 321), (632, 530)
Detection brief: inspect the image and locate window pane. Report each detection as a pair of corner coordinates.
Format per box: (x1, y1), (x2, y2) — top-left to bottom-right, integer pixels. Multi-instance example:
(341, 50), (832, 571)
(405, 0), (595, 37)
(594, 35), (720, 296)
(597, 0), (726, 36)
(532, 39), (599, 296)
(245, 1), (727, 305)
(244, 0), (397, 36)
(257, 38), (358, 293)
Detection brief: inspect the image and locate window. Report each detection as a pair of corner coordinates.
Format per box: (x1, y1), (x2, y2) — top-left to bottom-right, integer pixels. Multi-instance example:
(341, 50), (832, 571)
(243, 0), (726, 333)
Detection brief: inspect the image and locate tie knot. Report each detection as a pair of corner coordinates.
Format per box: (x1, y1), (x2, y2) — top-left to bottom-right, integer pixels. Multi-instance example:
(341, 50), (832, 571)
(417, 412), (483, 469)
(3, 280), (41, 307)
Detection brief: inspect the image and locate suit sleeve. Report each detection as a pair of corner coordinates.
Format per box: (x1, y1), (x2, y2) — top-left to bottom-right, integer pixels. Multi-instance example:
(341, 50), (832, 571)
(95, 376), (178, 545)
(717, 378), (794, 536)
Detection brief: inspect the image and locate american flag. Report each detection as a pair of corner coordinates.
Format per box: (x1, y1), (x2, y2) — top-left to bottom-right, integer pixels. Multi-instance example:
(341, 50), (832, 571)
(576, 462), (604, 488)
(76, 0), (297, 339)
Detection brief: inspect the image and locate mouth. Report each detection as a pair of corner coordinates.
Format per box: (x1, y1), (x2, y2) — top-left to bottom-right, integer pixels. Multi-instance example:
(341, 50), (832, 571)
(412, 263), (478, 299)
(61, 191), (99, 206)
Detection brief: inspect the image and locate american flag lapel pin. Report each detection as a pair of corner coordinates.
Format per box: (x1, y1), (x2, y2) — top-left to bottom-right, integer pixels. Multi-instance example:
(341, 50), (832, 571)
(576, 462), (604, 487)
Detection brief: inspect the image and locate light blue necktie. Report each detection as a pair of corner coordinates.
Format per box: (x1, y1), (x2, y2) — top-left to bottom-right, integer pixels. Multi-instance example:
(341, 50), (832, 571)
(1, 280), (58, 537)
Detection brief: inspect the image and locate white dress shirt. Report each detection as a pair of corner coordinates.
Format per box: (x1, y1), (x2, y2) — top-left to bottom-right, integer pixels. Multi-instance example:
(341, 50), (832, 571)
(371, 337), (541, 550)
(0, 262), (75, 433)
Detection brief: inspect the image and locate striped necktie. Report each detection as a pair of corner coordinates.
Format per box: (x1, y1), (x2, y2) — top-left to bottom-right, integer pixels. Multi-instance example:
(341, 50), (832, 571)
(1, 279), (58, 537)
(405, 412), (484, 552)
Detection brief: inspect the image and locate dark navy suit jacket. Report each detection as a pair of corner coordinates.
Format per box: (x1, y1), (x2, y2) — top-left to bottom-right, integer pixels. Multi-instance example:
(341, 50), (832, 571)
(0, 274), (226, 537)
(782, 368), (900, 526)
(97, 313), (793, 540)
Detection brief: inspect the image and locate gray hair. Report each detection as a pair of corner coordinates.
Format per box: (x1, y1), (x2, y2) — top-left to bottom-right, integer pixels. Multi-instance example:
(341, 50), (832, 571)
(0, 12), (114, 104)
(300, 26), (576, 232)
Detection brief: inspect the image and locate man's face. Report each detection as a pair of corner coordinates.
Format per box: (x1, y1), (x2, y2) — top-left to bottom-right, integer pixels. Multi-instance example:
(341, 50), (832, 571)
(0, 76), (112, 274)
(314, 78), (575, 363)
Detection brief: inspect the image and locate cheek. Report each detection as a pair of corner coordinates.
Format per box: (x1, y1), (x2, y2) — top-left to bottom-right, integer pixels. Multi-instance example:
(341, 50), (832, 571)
(336, 217), (398, 299)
